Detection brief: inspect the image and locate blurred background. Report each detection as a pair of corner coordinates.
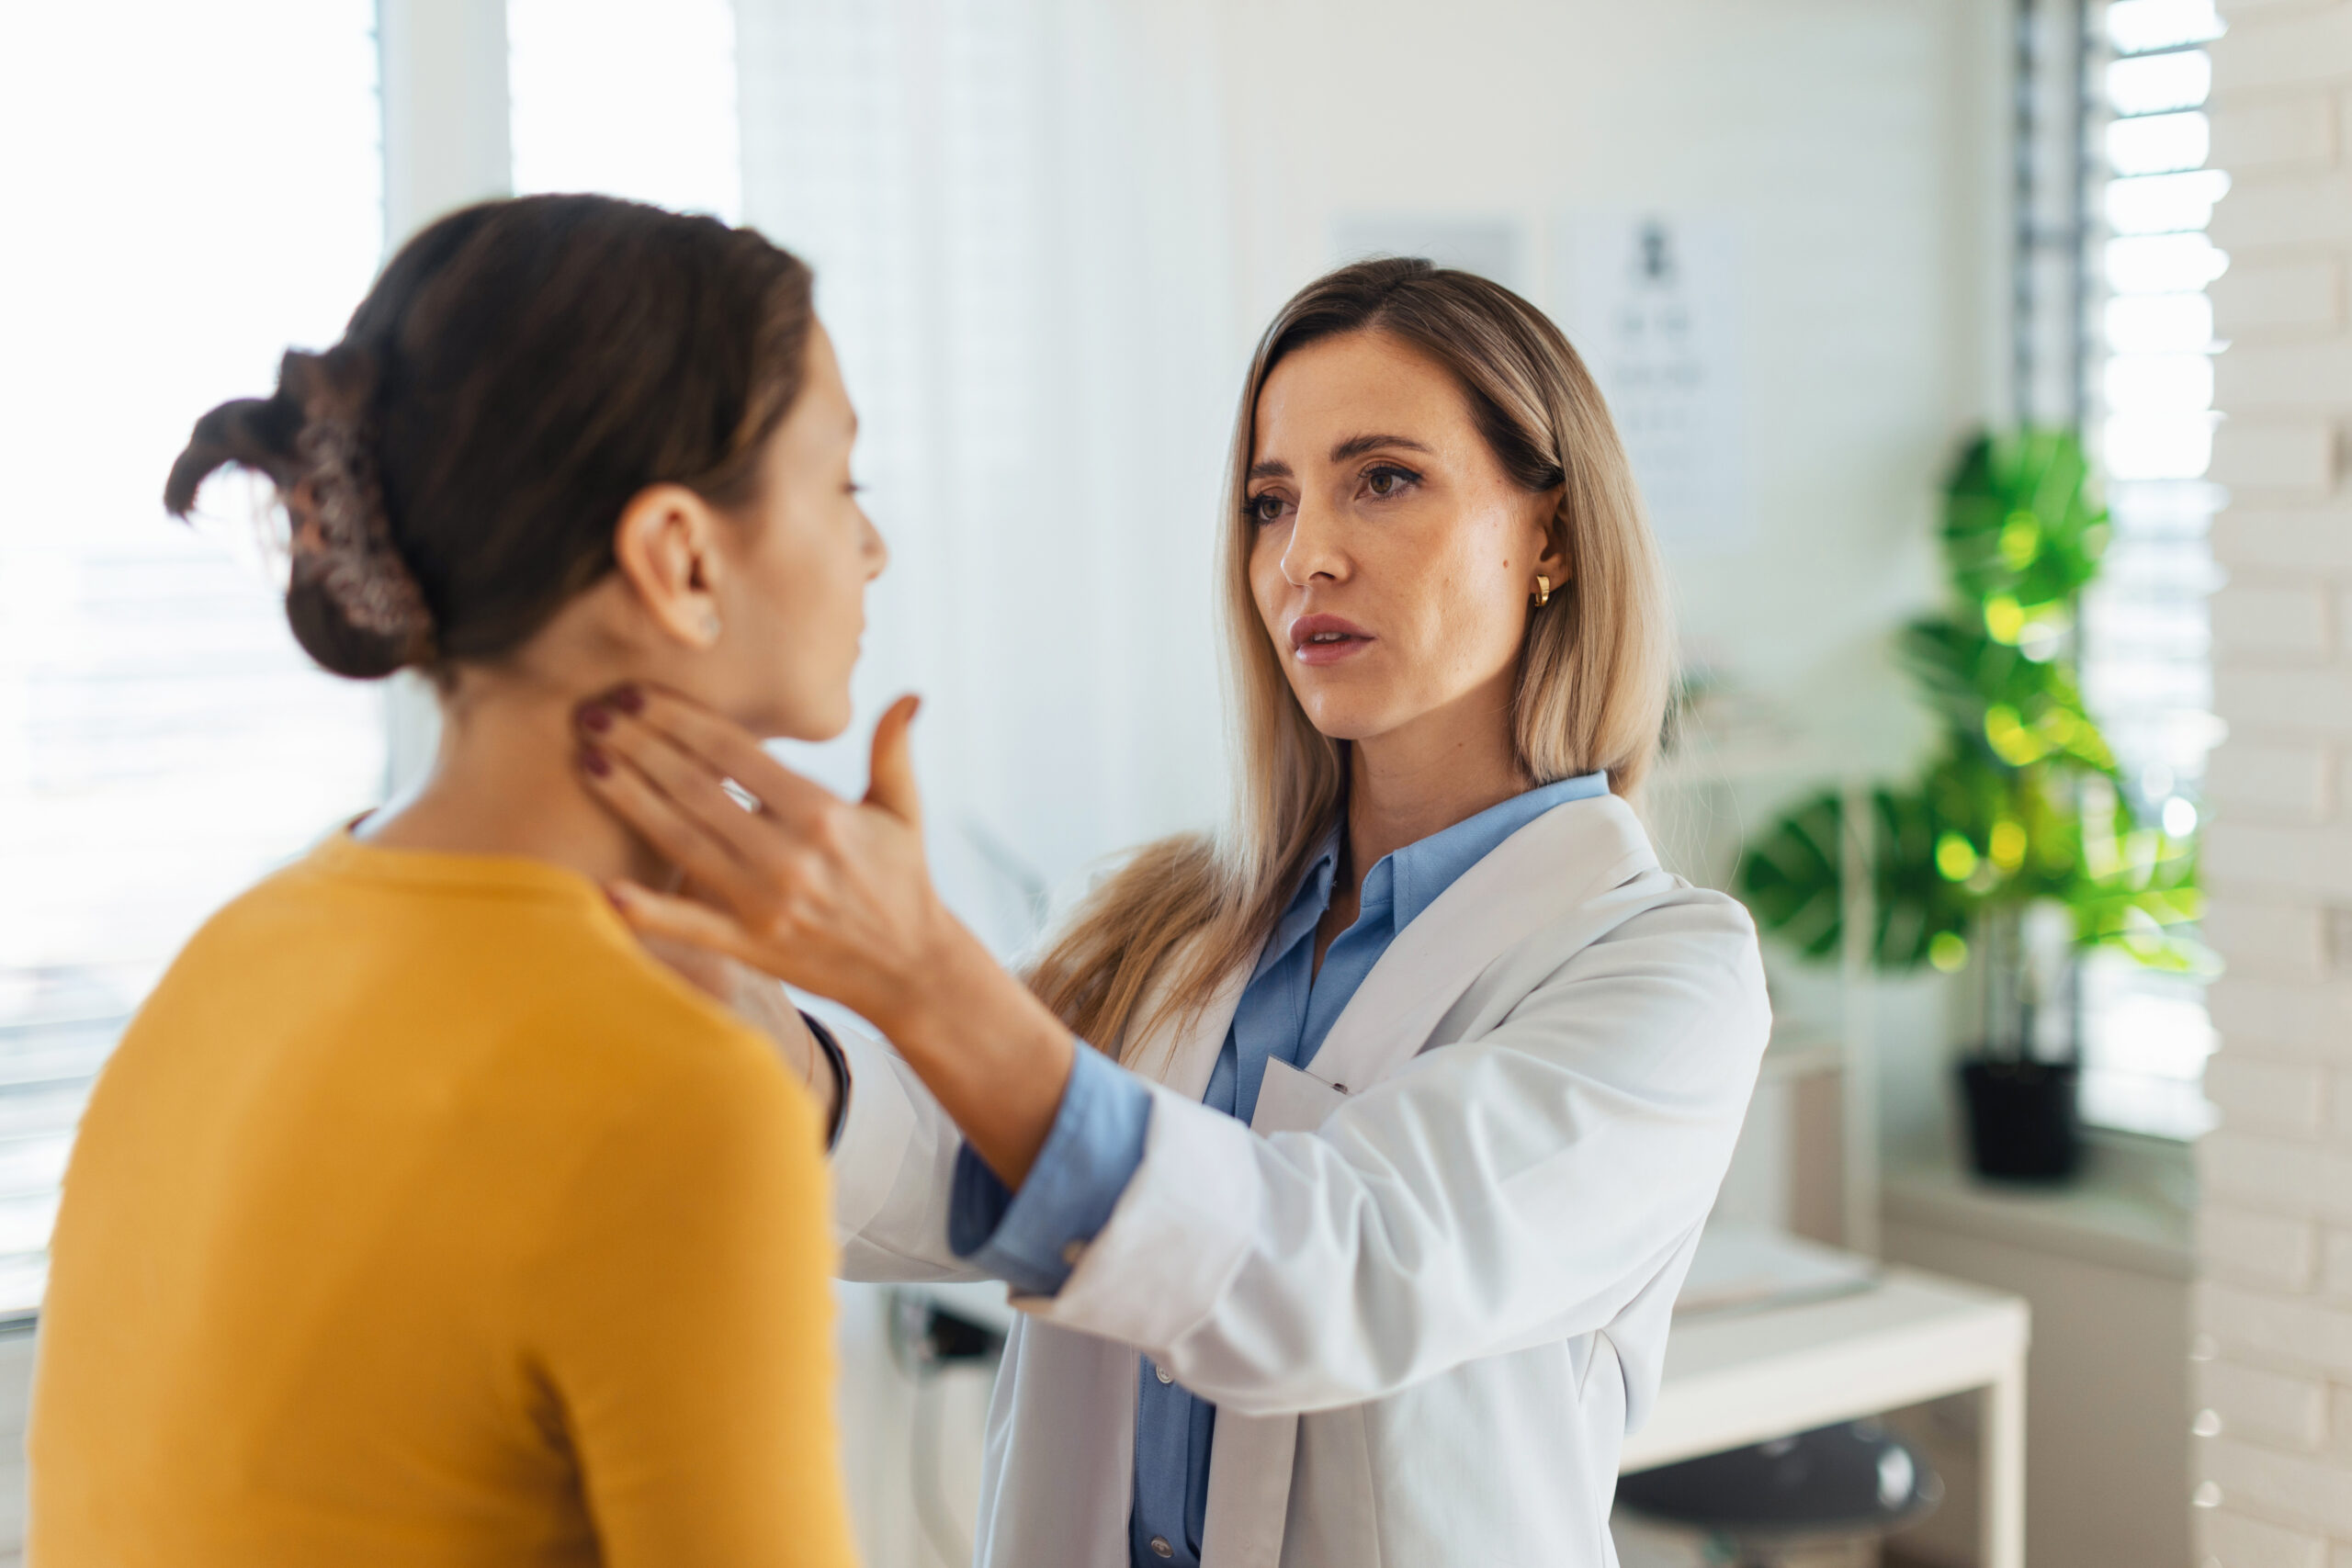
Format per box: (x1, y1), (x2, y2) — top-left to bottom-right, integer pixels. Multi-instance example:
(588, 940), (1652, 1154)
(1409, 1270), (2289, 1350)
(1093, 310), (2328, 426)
(2, 0), (2341, 1564)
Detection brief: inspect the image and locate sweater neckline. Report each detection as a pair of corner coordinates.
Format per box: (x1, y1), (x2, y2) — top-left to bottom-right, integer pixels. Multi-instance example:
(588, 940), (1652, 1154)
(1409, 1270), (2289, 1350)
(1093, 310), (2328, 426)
(310, 826), (630, 926)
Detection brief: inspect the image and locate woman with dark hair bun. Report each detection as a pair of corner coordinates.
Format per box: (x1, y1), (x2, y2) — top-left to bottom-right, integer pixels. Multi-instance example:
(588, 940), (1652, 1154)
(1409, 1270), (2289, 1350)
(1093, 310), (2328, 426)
(28, 194), (879, 1566)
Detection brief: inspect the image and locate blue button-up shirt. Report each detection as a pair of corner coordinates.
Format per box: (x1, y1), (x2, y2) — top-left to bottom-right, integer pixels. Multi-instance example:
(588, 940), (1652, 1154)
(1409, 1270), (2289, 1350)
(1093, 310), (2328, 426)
(947, 773), (1609, 1568)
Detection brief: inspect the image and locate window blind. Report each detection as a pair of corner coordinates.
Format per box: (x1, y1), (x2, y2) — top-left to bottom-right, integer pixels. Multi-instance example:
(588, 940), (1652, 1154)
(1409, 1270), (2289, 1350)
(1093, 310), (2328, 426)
(2076, 0), (2227, 1138)
(0, 0), (389, 1317)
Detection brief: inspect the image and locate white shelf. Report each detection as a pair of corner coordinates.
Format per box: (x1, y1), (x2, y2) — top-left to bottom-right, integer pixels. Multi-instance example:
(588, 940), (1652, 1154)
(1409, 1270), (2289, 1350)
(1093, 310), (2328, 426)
(1881, 1156), (2194, 1281)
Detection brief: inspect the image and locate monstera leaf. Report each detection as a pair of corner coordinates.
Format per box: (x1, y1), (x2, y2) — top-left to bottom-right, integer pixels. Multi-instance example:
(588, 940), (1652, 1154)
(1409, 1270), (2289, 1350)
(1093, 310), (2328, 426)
(1941, 430), (2110, 637)
(1737, 783), (1973, 970)
(1900, 617), (2120, 779)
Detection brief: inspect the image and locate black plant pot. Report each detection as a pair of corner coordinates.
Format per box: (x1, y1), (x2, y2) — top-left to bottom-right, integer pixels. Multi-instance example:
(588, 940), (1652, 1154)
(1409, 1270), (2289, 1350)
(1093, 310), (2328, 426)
(1959, 1057), (2081, 1182)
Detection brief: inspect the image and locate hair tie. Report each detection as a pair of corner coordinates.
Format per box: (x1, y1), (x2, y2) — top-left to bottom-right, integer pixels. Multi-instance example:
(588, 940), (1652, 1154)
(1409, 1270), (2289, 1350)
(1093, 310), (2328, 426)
(284, 350), (435, 658)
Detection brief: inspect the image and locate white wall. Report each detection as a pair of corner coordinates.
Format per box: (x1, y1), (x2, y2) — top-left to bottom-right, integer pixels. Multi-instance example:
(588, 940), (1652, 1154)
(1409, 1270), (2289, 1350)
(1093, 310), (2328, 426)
(2194, 0), (2352, 1562)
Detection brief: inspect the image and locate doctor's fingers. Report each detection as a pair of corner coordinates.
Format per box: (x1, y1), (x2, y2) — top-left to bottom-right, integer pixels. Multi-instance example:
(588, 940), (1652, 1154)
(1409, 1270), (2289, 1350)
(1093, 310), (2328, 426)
(580, 701), (839, 885)
(575, 733), (775, 919)
(599, 684), (838, 829)
(578, 715), (869, 960)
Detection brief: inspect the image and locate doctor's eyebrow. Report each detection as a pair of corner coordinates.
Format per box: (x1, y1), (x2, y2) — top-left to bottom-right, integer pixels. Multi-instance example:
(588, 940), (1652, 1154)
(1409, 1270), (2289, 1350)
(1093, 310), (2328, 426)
(1329, 433), (1433, 463)
(1248, 434), (1435, 482)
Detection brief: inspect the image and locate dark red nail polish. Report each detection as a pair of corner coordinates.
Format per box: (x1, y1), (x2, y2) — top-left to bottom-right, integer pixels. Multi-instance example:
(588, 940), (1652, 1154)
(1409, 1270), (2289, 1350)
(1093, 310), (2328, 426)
(579, 704), (611, 734)
(610, 684), (644, 715)
(581, 745), (611, 778)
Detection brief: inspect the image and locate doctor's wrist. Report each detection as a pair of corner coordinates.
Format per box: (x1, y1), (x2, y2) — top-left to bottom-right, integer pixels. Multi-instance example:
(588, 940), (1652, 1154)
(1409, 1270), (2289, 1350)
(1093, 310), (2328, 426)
(879, 931), (1078, 1190)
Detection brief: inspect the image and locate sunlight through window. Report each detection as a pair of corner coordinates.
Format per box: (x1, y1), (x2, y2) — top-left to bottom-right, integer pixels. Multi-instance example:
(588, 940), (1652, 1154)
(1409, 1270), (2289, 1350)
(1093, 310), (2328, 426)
(2078, 0), (2227, 1139)
(0, 0), (388, 1315)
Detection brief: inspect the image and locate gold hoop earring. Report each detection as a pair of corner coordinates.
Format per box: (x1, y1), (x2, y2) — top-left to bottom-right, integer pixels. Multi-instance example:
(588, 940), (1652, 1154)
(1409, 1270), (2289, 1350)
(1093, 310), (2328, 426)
(1532, 574), (1552, 609)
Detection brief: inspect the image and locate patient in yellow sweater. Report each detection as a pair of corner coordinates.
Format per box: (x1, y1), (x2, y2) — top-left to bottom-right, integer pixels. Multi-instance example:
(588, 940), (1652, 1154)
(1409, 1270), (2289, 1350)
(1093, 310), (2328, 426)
(29, 195), (883, 1566)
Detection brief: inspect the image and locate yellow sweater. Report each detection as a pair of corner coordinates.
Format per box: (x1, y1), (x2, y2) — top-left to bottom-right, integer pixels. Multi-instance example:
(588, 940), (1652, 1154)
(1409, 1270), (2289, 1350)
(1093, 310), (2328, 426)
(28, 832), (857, 1567)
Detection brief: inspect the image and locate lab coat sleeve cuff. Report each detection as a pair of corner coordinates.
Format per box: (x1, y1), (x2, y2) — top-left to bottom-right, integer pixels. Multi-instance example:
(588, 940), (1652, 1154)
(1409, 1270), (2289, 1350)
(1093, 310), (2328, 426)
(827, 1020), (922, 1243)
(1017, 1077), (1262, 1350)
(947, 1043), (1151, 1298)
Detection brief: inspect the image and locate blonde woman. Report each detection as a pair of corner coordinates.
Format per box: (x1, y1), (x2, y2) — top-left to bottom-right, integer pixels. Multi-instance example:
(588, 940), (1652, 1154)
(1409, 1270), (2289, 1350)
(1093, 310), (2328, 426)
(580, 258), (1771, 1567)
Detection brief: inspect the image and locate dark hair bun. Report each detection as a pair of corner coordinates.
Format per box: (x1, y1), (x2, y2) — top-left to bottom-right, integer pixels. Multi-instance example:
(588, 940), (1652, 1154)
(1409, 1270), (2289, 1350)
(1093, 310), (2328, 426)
(279, 578), (413, 679)
(165, 346), (435, 679)
(162, 195), (815, 683)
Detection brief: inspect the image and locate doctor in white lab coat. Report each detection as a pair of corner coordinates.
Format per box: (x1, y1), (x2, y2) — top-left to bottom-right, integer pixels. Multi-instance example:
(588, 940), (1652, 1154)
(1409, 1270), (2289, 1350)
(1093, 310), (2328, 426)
(582, 257), (1771, 1567)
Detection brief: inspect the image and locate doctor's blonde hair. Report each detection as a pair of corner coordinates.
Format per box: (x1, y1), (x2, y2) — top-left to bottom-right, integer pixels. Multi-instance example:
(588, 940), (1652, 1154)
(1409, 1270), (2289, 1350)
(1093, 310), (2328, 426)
(1028, 257), (1673, 1063)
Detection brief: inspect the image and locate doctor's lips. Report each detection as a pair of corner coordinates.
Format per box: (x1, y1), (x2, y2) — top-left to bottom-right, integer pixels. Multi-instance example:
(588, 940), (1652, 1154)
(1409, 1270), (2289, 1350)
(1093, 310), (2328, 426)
(1288, 614), (1374, 667)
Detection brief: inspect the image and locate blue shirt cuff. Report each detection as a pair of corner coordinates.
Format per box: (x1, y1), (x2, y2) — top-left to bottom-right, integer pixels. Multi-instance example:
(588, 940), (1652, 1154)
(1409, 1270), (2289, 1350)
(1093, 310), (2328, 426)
(947, 1043), (1152, 1297)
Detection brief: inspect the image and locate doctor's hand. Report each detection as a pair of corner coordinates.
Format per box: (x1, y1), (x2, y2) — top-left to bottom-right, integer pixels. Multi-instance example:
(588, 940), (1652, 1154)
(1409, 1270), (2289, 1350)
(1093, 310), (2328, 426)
(575, 686), (1075, 1186)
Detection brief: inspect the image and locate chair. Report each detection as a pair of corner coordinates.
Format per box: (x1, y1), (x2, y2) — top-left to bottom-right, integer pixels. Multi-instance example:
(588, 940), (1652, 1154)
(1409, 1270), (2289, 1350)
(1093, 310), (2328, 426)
(1616, 1418), (1942, 1567)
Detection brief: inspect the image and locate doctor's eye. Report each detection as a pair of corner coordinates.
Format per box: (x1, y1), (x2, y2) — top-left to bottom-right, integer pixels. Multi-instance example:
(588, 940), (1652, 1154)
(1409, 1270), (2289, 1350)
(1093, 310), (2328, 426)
(1245, 491), (1288, 525)
(1362, 464), (1421, 500)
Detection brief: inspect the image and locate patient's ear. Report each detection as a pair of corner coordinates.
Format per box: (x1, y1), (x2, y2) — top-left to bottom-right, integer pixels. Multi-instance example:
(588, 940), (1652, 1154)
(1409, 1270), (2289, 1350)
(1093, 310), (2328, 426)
(613, 482), (728, 649)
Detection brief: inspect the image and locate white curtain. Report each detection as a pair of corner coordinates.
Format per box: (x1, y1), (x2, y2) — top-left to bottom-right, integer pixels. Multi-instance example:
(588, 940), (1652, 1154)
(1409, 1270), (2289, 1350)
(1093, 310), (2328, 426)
(730, 12), (1248, 1560)
(736, 0), (1244, 956)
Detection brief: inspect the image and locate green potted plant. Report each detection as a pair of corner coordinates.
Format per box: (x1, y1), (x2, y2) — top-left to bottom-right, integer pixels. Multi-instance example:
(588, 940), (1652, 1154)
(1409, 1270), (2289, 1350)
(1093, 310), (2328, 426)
(1736, 430), (2204, 1180)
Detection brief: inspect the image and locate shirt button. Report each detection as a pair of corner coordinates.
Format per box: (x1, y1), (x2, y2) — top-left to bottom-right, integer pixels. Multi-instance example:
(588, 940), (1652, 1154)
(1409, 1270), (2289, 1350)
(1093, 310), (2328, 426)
(1155, 1363), (1174, 1385)
(1149, 1537), (1174, 1559)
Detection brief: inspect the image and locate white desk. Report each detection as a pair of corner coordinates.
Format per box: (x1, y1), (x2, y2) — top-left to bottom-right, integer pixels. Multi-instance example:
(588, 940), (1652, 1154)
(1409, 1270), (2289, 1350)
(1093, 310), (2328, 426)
(1624, 1252), (2030, 1568)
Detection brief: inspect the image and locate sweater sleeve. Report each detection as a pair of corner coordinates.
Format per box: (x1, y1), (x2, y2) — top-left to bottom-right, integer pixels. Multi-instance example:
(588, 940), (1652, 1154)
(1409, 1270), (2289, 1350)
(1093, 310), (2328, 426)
(526, 1042), (857, 1568)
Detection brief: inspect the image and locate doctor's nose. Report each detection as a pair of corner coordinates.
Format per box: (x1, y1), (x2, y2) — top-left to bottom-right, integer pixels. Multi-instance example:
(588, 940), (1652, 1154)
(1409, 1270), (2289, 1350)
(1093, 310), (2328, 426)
(1280, 501), (1348, 588)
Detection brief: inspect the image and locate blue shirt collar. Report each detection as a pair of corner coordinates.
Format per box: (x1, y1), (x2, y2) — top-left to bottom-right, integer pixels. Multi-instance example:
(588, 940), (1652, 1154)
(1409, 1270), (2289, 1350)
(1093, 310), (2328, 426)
(1385, 769), (1610, 930)
(1259, 771), (1610, 975)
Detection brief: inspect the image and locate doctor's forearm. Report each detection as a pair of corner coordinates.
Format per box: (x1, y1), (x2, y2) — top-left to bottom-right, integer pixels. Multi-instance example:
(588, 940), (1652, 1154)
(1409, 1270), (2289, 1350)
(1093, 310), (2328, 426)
(870, 927), (1075, 1190)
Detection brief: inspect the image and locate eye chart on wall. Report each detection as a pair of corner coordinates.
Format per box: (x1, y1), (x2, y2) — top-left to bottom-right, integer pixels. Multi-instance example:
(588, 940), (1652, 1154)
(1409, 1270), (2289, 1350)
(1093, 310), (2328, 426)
(1553, 211), (1747, 555)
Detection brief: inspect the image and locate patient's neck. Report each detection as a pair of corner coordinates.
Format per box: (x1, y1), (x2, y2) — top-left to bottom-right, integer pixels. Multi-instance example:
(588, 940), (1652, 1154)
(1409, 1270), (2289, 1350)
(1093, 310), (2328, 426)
(355, 671), (669, 894)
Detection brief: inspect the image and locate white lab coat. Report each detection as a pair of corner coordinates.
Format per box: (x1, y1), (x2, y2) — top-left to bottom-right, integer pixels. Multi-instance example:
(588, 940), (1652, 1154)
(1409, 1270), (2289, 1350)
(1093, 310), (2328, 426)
(829, 793), (1770, 1567)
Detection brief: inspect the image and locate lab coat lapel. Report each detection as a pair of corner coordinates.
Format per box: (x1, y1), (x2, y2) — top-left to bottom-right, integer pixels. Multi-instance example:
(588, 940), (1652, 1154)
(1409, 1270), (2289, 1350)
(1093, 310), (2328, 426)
(1101, 943), (1268, 1566)
(1196, 1064), (1343, 1568)
(1307, 794), (1657, 1097)
(1201, 1403), (1294, 1568)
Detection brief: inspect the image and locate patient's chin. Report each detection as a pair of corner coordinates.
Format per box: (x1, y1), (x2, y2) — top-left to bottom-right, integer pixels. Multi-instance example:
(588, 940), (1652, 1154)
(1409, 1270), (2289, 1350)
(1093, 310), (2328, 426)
(732, 689), (853, 748)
